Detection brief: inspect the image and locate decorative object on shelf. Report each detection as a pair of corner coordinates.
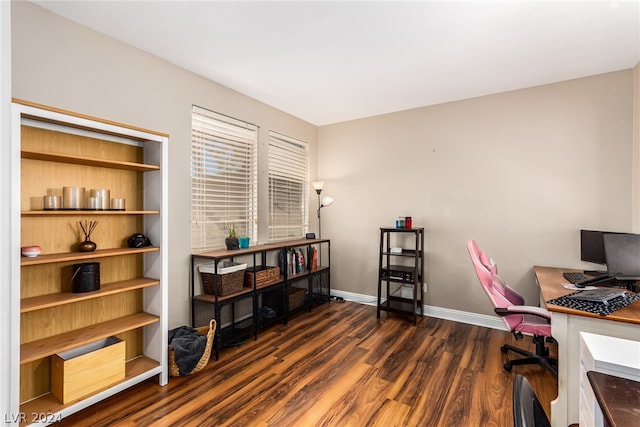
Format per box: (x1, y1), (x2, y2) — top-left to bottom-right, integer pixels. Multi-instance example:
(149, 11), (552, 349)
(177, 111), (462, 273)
(238, 236), (250, 249)
(311, 181), (335, 239)
(21, 245), (42, 257)
(225, 224), (239, 250)
(43, 195), (61, 210)
(90, 188), (110, 210)
(63, 186), (85, 210)
(78, 220), (99, 252)
(405, 216), (412, 229)
(127, 233), (152, 248)
(71, 262), (100, 293)
(86, 196), (101, 210)
(110, 197), (125, 210)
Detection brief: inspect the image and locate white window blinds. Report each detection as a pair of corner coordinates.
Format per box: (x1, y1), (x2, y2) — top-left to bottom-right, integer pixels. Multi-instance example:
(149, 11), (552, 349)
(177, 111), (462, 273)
(191, 106), (258, 251)
(268, 131), (309, 241)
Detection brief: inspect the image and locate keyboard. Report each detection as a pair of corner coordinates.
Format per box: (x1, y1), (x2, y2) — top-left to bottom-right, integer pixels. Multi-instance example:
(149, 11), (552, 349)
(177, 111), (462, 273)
(562, 272), (589, 284)
(568, 288), (627, 303)
(547, 291), (640, 316)
(563, 271), (608, 286)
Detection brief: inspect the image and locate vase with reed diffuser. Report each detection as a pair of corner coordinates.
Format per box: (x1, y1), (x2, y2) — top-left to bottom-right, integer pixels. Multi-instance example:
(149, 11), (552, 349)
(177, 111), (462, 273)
(78, 220), (98, 252)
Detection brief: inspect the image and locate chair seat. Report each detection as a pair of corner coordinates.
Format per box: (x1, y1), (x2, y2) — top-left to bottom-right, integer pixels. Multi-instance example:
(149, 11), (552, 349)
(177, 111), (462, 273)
(515, 314), (552, 337)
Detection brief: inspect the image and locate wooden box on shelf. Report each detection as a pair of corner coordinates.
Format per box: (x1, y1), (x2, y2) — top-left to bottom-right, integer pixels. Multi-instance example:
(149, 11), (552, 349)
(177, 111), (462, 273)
(51, 336), (125, 404)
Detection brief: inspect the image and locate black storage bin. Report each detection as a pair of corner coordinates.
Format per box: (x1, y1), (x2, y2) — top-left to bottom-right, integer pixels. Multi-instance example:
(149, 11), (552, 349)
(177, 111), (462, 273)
(71, 262), (100, 293)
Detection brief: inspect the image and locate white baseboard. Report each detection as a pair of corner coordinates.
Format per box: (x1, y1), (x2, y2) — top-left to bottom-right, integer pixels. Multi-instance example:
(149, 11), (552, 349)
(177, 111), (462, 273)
(331, 289), (508, 332)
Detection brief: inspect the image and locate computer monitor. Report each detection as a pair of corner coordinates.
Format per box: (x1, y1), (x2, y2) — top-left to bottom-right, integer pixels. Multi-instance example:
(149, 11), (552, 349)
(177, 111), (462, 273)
(580, 230), (626, 265)
(603, 233), (640, 280)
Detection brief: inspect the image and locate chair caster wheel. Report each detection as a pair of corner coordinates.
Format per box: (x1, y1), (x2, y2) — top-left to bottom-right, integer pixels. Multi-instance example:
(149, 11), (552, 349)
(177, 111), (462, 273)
(504, 362), (512, 372)
(500, 345), (508, 354)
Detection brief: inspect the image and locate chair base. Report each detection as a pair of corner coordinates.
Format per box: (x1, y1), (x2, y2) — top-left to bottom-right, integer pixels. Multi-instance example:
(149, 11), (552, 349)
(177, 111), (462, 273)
(501, 334), (557, 377)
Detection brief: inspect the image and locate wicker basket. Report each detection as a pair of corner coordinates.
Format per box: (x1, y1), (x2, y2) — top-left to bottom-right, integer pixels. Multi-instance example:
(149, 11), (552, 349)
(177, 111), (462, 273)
(244, 265), (281, 288)
(200, 262), (246, 296)
(169, 319), (216, 377)
(289, 287), (306, 311)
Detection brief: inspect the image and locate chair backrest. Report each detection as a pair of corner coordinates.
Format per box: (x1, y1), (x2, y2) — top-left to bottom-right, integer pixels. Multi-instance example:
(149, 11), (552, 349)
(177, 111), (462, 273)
(512, 374), (551, 427)
(467, 239), (525, 330)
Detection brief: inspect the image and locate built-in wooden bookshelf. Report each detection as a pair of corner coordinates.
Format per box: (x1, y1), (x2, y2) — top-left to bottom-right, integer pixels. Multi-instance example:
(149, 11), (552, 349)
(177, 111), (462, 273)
(11, 99), (168, 425)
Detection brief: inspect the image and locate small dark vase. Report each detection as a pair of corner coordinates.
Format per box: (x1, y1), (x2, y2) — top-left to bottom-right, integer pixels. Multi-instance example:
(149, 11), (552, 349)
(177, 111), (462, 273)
(78, 239), (97, 252)
(225, 237), (239, 250)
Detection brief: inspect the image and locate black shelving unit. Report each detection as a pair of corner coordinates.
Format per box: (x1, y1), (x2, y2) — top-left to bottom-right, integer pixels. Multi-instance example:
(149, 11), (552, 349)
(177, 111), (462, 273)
(377, 227), (425, 325)
(191, 238), (330, 359)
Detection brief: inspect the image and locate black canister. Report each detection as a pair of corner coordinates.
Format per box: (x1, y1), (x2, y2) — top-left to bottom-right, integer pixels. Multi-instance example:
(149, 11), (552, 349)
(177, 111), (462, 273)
(71, 262), (100, 293)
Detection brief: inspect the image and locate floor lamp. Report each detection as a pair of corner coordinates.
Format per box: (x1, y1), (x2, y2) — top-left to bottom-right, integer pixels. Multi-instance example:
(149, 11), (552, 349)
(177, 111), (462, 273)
(312, 181), (334, 239)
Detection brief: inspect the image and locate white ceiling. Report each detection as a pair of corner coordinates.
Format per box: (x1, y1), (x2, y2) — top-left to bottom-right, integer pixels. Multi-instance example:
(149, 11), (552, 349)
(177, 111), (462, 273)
(31, 1), (640, 126)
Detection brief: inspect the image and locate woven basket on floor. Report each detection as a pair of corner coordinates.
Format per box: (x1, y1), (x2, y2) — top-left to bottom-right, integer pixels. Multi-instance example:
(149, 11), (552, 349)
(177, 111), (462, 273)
(169, 318), (216, 377)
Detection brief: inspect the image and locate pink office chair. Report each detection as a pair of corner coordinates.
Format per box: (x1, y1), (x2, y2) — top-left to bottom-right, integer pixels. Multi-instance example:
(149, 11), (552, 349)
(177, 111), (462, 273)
(467, 240), (557, 377)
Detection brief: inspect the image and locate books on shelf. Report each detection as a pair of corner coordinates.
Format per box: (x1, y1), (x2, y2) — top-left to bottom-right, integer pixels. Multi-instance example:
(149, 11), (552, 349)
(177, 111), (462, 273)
(279, 246), (319, 275)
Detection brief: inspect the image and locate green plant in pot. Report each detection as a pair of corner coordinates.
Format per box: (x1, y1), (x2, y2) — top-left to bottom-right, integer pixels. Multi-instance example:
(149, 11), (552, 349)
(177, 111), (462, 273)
(225, 225), (239, 250)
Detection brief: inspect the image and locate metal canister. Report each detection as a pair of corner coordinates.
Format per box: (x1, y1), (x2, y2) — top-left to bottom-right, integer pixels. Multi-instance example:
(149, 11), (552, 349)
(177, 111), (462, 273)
(90, 189), (110, 210)
(43, 195), (61, 210)
(63, 187), (85, 209)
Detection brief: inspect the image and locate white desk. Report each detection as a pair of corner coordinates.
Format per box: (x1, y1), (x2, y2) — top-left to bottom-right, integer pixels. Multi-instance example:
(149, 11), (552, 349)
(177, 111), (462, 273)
(534, 266), (640, 427)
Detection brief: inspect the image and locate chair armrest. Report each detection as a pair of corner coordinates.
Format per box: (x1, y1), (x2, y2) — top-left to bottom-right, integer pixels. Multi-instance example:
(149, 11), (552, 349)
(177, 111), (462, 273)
(494, 305), (551, 320)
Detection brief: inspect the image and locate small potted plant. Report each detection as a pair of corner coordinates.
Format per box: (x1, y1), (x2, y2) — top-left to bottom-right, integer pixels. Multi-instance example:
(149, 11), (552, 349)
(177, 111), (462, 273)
(225, 225), (239, 250)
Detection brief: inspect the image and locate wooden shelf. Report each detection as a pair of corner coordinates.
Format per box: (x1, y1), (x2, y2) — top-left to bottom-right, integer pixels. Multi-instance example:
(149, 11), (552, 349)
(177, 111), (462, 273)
(21, 149), (159, 172)
(193, 287), (254, 303)
(21, 278), (161, 313)
(22, 210), (160, 216)
(20, 312), (160, 364)
(20, 246), (160, 266)
(377, 228), (425, 325)
(19, 355), (160, 420)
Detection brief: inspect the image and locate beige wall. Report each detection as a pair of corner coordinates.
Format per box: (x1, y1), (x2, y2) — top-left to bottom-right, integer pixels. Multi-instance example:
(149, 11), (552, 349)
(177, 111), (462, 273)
(10, 2), (318, 328)
(318, 71), (634, 315)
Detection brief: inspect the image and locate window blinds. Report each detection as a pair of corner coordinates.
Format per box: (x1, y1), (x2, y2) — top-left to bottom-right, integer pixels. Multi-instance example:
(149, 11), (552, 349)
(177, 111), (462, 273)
(268, 131), (309, 241)
(191, 106), (258, 251)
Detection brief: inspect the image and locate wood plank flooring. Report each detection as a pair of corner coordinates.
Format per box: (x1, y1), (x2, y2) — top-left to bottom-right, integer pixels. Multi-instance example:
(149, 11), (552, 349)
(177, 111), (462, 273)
(58, 302), (557, 426)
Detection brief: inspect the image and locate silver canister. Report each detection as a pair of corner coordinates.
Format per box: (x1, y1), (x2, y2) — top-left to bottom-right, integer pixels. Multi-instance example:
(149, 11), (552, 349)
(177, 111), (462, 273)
(43, 195), (61, 210)
(90, 189), (110, 210)
(63, 187), (85, 209)
(86, 196), (101, 210)
(110, 198), (126, 210)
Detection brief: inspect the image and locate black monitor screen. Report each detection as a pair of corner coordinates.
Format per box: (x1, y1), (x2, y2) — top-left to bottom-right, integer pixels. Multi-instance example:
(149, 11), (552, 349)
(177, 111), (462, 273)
(580, 230), (626, 265)
(603, 233), (640, 279)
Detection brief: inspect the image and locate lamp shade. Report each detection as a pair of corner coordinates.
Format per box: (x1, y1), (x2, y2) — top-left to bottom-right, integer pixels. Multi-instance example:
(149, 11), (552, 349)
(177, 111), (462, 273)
(321, 196), (334, 207)
(311, 181), (325, 191)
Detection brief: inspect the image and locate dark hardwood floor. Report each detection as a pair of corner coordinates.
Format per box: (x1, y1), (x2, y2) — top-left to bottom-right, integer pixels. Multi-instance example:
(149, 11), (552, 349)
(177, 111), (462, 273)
(59, 302), (557, 426)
